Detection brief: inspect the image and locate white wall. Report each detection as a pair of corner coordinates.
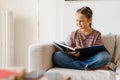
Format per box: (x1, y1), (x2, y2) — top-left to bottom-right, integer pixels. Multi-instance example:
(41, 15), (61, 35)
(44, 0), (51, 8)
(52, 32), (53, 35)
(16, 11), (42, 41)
(56, 0), (120, 41)
(38, 0), (56, 44)
(0, 0), (38, 67)
(39, 0), (120, 43)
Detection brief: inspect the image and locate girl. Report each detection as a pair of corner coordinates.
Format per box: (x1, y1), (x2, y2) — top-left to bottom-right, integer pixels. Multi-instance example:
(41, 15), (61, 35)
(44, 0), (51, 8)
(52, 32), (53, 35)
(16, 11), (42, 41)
(53, 6), (110, 70)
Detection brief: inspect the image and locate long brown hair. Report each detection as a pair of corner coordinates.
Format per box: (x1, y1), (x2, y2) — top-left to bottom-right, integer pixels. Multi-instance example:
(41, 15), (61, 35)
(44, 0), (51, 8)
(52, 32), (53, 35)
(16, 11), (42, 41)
(76, 6), (93, 27)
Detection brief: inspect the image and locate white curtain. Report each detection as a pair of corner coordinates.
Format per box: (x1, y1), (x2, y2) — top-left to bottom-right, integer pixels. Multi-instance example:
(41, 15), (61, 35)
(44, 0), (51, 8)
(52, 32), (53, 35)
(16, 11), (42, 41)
(0, 11), (14, 68)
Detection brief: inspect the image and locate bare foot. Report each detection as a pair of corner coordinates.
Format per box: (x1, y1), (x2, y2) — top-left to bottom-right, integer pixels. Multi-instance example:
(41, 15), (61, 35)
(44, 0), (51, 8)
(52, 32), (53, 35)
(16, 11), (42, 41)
(86, 66), (109, 71)
(98, 66), (108, 70)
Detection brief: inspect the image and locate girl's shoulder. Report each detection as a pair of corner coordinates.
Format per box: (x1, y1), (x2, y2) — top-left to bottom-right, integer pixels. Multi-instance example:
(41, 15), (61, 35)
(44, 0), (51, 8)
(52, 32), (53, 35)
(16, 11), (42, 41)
(70, 29), (80, 36)
(92, 28), (101, 35)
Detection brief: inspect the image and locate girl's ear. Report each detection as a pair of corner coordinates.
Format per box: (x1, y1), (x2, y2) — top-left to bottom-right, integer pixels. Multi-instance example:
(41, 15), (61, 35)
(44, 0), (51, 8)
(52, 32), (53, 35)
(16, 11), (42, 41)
(88, 18), (92, 23)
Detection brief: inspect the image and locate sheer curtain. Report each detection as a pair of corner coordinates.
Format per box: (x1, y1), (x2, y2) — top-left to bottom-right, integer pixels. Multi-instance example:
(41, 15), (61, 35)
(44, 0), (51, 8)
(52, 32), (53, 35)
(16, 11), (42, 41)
(0, 11), (14, 68)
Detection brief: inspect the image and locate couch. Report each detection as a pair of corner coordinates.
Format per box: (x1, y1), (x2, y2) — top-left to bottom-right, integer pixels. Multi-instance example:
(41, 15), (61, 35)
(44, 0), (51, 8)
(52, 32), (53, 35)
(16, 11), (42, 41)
(28, 33), (120, 80)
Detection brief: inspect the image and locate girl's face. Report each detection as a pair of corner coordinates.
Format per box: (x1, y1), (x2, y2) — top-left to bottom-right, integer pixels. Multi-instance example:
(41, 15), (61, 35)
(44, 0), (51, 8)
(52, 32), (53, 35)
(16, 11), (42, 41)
(76, 13), (92, 29)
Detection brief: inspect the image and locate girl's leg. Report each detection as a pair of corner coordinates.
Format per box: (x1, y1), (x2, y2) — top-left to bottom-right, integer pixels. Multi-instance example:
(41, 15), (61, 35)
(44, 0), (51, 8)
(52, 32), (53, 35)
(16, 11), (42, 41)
(53, 51), (88, 70)
(84, 51), (110, 69)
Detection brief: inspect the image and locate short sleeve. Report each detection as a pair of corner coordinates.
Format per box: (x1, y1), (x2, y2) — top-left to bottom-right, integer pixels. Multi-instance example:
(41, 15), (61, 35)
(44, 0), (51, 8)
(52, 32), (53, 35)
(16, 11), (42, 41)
(94, 32), (102, 46)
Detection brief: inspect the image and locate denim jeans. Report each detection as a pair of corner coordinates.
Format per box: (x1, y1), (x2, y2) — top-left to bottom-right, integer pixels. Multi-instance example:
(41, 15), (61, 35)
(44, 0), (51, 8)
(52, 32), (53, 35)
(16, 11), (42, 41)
(53, 51), (110, 70)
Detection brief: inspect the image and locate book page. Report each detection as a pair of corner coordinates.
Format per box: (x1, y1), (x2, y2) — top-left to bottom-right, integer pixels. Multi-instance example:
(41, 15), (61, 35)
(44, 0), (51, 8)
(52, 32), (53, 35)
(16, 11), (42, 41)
(53, 42), (75, 51)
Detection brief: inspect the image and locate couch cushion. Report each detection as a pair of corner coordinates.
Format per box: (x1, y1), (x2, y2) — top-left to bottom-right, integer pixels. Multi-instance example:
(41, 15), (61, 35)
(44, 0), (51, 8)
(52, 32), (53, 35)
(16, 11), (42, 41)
(114, 35), (120, 65)
(47, 67), (115, 80)
(102, 33), (116, 61)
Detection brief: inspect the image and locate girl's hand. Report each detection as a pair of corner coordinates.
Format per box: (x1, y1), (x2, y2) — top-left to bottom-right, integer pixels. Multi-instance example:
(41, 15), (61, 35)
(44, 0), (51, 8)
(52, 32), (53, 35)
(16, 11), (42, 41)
(68, 52), (80, 57)
(74, 46), (81, 49)
(66, 46), (81, 57)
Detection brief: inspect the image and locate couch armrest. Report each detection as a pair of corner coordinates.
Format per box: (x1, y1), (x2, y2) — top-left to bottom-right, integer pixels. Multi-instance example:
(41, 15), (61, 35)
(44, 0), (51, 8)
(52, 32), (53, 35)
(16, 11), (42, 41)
(28, 43), (56, 72)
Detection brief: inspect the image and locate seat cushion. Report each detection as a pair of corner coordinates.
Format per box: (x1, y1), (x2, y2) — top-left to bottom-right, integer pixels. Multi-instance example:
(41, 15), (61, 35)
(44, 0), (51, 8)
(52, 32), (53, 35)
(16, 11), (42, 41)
(47, 67), (115, 80)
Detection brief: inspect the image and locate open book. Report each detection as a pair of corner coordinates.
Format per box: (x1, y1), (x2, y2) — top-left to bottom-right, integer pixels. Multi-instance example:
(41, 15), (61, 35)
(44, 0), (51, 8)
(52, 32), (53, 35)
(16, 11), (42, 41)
(53, 42), (109, 58)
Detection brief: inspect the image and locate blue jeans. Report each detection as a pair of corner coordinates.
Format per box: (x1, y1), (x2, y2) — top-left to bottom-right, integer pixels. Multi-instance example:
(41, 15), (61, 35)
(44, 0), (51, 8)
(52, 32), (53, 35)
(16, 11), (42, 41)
(53, 51), (110, 70)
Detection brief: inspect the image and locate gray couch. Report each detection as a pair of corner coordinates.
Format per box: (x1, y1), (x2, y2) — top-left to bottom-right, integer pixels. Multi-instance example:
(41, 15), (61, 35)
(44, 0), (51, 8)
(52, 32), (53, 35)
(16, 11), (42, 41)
(28, 33), (120, 80)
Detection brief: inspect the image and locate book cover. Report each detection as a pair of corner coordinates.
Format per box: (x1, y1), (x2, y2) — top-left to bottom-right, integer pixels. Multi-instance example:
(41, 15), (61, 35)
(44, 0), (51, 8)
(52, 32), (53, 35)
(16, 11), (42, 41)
(53, 42), (109, 58)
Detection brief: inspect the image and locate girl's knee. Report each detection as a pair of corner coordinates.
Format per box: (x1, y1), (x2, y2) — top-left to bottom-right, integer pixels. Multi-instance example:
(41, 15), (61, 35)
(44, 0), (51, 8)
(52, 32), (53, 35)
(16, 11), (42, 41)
(97, 51), (110, 63)
(53, 51), (63, 64)
(53, 51), (65, 61)
(90, 51), (110, 69)
(101, 51), (110, 60)
(54, 51), (64, 57)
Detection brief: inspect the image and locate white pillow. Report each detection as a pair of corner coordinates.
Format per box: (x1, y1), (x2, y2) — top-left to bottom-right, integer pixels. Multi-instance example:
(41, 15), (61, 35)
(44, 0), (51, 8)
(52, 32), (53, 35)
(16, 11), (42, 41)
(102, 33), (116, 61)
(114, 35), (120, 64)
